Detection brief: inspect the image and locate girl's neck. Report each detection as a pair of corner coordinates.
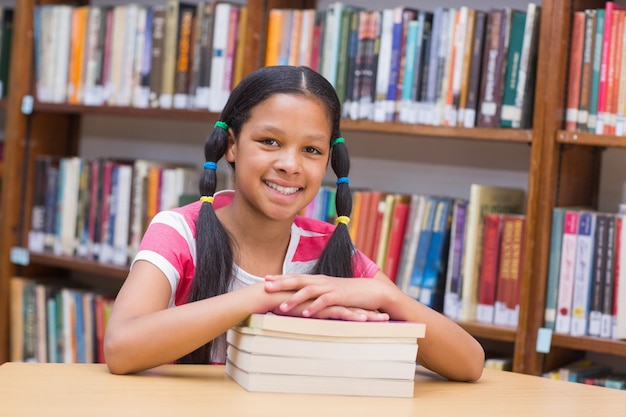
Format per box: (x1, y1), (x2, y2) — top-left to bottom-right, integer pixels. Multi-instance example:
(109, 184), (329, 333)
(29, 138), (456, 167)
(216, 206), (293, 276)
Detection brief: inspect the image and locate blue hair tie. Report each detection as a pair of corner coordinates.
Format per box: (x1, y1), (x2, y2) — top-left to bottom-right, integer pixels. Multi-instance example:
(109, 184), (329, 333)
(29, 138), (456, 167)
(203, 161), (217, 170)
(336, 177), (349, 185)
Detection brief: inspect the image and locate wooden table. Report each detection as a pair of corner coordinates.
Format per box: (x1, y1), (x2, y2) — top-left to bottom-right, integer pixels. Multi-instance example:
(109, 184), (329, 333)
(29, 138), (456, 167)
(1, 362), (624, 416)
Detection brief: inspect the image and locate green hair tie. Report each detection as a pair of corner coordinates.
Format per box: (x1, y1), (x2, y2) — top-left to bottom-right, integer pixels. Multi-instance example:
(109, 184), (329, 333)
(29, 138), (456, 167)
(332, 137), (345, 147)
(214, 121), (229, 130)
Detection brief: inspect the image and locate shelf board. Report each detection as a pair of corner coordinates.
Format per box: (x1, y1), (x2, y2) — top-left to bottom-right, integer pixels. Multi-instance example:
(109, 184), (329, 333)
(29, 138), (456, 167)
(557, 130), (626, 147)
(550, 333), (626, 356)
(29, 252), (129, 280)
(31, 102), (532, 143)
(32, 102), (222, 122)
(341, 119), (533, 142)
(458, 321), (517, 342)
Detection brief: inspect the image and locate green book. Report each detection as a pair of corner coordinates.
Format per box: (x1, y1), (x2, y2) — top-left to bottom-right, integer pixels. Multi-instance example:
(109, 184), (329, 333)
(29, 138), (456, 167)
(500, 10), (526, 128)
(587, 9), (604, 133)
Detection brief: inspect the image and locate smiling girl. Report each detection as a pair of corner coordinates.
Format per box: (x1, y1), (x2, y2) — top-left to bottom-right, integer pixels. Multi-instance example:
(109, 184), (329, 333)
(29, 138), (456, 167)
(104, 66), (484, 382)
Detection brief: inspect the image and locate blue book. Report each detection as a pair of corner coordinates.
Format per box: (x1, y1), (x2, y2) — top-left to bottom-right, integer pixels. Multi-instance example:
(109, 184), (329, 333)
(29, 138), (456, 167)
(419, 198), (452, 311)
(74, 291), (86, 363)
(406, 196), (439, 299)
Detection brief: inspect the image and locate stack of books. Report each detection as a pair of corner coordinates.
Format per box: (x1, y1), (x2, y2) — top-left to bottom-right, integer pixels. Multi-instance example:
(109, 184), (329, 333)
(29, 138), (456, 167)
(225, 313), (426, 398)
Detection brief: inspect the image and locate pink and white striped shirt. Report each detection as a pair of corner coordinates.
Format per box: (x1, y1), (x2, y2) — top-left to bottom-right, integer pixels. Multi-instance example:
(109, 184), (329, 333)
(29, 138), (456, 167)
(131, 190), (380, 361)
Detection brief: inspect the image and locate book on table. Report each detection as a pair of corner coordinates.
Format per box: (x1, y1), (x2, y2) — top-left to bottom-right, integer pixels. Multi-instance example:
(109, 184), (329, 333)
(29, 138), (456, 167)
(225, 314), (426, 398)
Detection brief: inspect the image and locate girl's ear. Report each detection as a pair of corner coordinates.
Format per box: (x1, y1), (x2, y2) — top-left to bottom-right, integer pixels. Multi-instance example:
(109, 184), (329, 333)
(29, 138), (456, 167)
(225, 130), (236, 163)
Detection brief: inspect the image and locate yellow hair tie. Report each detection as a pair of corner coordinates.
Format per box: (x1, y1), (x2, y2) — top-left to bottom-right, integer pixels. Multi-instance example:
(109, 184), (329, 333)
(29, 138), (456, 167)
(335, 216), (350, 225)
(200, 196), (214, 204)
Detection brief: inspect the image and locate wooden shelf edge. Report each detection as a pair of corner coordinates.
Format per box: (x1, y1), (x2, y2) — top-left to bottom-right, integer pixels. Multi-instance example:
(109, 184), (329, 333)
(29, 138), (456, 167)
(32, 102), (222, 121)
(458, 321), (517, 342)
(341, 119), (533, 143)
(550, 333), (626, 356)
(30, 102), (533, 143)
(28, 252), (129, 280)
(557, 130), (626, 147)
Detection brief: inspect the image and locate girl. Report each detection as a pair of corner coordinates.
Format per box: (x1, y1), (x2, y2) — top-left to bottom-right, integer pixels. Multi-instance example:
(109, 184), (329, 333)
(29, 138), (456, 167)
(104, 66), (485, 381)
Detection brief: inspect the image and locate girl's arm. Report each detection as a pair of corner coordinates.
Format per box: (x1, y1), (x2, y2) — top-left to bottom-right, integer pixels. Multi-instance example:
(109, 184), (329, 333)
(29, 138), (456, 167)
(264, 271), (485, 382)
(105, 261), (388, 375)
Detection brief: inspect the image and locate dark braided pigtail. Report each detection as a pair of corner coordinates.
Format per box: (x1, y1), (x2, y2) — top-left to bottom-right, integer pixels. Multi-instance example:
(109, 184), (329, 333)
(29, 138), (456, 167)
(177, 122), (234, 364)
(313, 137), (354, 278)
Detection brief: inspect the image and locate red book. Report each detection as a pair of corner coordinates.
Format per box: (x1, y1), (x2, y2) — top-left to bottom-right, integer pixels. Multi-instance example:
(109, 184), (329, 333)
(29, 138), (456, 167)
(383, 196), (411, 282)
(596, 1), (626, 134)
(476, 213), (504, 324)
(362, 191), (383, 260)
(565, 12), (585, 132)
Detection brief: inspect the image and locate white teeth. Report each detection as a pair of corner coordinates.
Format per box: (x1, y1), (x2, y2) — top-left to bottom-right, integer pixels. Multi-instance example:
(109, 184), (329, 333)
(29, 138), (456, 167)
(266, 182), (300, 195)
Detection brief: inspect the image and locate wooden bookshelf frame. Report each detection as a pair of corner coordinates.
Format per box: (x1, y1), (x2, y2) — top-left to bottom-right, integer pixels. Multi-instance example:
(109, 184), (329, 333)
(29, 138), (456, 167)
(1, 0), (626, 377)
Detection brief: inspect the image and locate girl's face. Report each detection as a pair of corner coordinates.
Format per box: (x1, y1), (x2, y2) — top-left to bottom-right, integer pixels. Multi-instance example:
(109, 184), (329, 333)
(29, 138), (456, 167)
(225, 93), (333, 222)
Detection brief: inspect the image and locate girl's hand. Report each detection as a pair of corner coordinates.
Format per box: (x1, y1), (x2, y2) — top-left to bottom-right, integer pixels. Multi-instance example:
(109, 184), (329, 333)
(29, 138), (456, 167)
(264, 274), (393, 321)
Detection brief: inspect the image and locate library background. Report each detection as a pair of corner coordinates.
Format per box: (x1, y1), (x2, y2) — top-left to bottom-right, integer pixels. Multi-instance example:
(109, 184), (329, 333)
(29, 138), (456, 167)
(1, 0), (626, 389)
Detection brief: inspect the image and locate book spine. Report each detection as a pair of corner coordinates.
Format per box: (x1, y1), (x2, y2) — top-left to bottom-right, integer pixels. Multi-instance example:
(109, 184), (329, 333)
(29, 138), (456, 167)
(462, 10), (486, 128)
(544, 207), (565, 330)
(588, 9), (605, 132)
(443, 199), (467, 320)
(555, 210), (580, 334)
(500, 10), (526, 128)
(419, 198), (452, 311)
(477, 8), (509, 127)
(577, 9), (597, 131)
(476, 213), (503, 323)
(588, 213), (608, 336)
(570, 211), (597, 336)
(565, 12), (586, 132)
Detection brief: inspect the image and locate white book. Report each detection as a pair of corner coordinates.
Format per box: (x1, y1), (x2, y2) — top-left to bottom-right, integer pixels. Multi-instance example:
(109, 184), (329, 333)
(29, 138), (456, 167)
(113, 164), (133, 266)
(82, 6), (103, 105)
(56, 157), (81, 257)
(227, 326), (418, 362)
(131, 6), (149, 108)
(570, 212), (596, 336)
(227, 344), (417, 380)
(373, 8), (393, 122)
(106, 5), (126, 106)
(53, 5), (72, 103)
(208, 3), (232, 112)
(555, 210), (579, 334)
(395, 194), (427, 295)
(225, 361), (415, 398)
(117, 4), (138, 106)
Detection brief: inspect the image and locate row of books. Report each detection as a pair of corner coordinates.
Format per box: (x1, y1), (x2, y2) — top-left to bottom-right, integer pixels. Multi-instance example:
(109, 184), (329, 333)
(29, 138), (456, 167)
(544, 359), (626, 390)
(270, 2), (541, 128)
(0, 7), (12, 99)
(544, 207), (626, 340)
(225, 313), (425, 397)
(33, 1), (246, 111)
(9, 276), (114, 364)
(565, 2), (626, 136)
(28, 155), (202, 266)
(303, 183), (527, 325)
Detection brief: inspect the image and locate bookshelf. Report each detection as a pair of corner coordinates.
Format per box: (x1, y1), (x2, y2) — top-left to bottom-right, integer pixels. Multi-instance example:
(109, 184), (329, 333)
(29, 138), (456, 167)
(1, 0), (626, 378)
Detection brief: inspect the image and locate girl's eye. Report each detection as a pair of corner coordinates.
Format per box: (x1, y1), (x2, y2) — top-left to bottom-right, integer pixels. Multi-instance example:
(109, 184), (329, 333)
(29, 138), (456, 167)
(304, 146), (322, 155)
(260, 138), (278, 146)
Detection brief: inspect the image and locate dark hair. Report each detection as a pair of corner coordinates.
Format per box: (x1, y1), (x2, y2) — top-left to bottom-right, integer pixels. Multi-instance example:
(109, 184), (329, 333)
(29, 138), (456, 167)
(178, 66), (354, 364)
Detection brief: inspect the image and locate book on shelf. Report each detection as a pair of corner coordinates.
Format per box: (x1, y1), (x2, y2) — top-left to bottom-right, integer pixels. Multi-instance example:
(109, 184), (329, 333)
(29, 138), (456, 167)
(476, 213), (504, 324)
(565, 11), (586, 132)
(443, 199), (468, 320)
(418, 197), (453, 311)
(459, 184), (525, 322)
(9, 276), (114, 364)
(493, 214), (526, 327)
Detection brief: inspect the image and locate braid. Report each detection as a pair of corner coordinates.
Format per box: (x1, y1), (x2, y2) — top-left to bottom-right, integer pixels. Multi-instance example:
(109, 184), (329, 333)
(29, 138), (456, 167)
(177, 123), (233, 364)
(313, 137), (354, 278)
